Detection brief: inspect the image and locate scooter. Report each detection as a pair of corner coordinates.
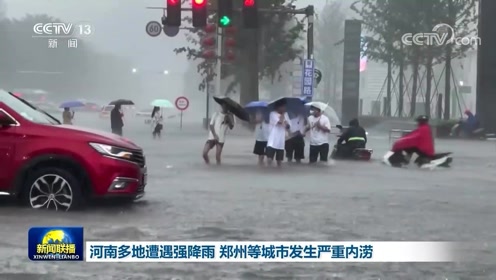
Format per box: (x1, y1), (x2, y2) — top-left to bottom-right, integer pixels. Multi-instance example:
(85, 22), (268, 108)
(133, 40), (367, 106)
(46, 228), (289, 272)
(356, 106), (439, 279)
(382, 151), (453, 169)
(331, 125), (373, 161)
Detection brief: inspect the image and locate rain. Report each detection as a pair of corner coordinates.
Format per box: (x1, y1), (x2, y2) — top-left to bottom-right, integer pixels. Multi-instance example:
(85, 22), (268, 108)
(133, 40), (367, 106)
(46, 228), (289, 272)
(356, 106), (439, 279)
(0, 0), (495, 279)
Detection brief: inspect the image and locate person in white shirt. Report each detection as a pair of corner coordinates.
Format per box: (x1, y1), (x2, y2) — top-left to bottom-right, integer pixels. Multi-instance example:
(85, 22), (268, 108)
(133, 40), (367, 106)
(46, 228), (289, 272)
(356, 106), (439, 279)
(285, 111), (306, 163)
(266, 101), (291, 167)
(305, 106), (331, 163)
(252, 110), (270, 165)
(202, 104), (235, 164)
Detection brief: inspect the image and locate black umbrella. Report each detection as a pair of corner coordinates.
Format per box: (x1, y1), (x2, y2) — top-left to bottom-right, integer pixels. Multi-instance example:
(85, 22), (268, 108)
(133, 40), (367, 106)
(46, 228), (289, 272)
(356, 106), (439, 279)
(109, 99), (134, 106)
(213, 96), (250, 122)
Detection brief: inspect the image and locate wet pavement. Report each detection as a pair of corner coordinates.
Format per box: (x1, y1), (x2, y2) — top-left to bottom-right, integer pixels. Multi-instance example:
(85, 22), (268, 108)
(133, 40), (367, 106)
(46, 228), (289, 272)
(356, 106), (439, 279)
(1, 113), (496, 279)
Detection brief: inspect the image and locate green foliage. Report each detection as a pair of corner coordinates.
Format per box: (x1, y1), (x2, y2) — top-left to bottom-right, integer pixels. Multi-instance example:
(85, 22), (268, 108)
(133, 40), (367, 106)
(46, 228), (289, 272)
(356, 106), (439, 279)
(174, 0), (305, 94)
(351, 0), (478, 66)
(0, 14), (141, 100)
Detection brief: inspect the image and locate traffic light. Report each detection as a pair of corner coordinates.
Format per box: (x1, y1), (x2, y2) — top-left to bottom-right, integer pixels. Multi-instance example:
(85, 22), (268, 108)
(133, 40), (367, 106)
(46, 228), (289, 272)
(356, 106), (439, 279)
(242, 0), (258, 28)
(223, 27), (236, 62)
(166, 0), (181, 26)
(201, 23), (217, 60)
(192, 0), (207, 27)
(217, 0), (233, 28)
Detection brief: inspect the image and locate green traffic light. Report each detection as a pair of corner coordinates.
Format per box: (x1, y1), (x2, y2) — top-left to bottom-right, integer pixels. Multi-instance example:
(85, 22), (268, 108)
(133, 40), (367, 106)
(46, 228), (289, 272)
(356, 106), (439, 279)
(220, 16), (231, 26)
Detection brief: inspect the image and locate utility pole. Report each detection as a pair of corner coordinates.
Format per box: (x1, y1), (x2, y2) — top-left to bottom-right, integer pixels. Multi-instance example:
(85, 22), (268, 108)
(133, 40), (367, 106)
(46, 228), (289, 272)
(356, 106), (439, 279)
(444, 0), (454, 120)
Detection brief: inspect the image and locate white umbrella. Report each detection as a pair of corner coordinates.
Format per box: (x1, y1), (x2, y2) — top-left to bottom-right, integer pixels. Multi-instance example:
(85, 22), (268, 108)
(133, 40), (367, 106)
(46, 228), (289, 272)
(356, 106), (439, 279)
(305, 101), (341, 125)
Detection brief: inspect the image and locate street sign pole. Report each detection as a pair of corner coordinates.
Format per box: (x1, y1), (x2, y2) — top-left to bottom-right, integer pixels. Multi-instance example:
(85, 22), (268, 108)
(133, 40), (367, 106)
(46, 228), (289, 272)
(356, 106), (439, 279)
(175, 96), (190, 130)
(180, 111), (183, 130)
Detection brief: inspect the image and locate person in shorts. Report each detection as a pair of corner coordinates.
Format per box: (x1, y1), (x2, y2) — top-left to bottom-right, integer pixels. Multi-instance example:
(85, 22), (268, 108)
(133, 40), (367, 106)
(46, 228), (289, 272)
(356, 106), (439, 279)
(306, 106), (331, 164)
(252, 110), (270, 165)
(285, 110), (306, 163)
(202, 104), (234, 165)
(266, 100), (290, 167)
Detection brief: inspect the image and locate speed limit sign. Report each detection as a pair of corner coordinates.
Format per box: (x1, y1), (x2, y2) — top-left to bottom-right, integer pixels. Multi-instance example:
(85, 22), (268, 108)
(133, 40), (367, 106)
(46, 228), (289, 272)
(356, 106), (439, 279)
(175, 96), (189, 111)
(146, 21), (162, 37)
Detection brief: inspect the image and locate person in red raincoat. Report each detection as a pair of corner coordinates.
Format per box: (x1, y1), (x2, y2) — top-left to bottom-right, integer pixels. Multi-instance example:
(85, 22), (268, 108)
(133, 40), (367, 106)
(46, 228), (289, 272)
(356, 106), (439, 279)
(389, 115), (434, 166)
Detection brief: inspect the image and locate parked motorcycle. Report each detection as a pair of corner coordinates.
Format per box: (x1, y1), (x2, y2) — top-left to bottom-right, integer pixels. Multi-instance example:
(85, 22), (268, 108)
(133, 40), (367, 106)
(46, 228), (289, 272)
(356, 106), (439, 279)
(330, 125), (373, 161)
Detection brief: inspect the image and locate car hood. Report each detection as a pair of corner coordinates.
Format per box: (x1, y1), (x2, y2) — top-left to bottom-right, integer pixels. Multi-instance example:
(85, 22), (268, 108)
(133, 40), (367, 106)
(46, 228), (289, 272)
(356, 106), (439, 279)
(52, 125), (141, 150)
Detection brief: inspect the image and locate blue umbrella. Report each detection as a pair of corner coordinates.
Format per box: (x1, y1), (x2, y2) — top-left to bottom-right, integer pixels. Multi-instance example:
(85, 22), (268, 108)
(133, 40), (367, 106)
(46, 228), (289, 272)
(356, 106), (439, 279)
(244, 101), (269, 121)
(268, 97), (307, 114)
(244, 101), (268, 109)
(59, 100), (85, 108)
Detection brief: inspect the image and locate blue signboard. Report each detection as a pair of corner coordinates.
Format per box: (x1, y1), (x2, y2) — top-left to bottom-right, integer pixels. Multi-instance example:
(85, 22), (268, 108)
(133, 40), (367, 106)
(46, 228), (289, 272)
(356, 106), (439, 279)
(301, 59), (315, 97)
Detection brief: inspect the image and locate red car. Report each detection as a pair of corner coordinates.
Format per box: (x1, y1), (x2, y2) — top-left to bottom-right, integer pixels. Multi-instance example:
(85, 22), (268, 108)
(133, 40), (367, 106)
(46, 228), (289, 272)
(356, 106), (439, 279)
(0, 90), (147, 211)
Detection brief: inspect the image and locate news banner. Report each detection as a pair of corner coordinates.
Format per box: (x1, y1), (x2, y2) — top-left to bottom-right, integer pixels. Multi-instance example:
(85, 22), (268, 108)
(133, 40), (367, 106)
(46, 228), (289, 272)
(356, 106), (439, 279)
(84, 241), (457, 262)
(27, 227), (458, 262)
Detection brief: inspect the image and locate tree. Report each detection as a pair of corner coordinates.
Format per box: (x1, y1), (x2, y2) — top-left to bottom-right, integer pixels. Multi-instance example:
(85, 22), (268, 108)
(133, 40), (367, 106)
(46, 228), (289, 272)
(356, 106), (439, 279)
(351, 0), (477, 117)
(174, 0), (305, 105)
(315, 0), (346, 106)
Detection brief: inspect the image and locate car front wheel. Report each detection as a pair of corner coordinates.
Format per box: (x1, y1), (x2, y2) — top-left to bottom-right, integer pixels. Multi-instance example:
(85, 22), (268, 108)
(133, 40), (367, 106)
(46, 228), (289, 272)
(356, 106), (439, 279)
(25, 167), (84, 211)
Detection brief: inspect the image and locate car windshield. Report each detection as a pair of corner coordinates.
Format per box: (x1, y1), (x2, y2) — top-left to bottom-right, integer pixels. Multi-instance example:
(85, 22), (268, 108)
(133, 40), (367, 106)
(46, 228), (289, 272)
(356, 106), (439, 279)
(0, 90), (59, 125)
(36, 103), (56, 110)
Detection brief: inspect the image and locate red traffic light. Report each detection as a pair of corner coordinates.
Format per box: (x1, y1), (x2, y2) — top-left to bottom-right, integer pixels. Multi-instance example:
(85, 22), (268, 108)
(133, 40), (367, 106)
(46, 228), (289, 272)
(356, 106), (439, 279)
(202, 37), (216, 46)
(193, 0), (206, 6)
(168, 0), (179, 5)
(243, 0), (255, 6)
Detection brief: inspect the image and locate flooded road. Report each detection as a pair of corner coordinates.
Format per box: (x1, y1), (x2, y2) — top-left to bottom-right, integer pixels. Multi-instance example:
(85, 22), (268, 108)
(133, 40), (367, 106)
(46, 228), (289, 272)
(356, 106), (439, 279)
(1, 114), (495, 279)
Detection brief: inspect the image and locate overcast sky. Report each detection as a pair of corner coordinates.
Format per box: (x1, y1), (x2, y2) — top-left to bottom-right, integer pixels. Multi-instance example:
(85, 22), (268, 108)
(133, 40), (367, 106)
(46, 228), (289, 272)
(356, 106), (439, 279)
(3, 0), (338, 107)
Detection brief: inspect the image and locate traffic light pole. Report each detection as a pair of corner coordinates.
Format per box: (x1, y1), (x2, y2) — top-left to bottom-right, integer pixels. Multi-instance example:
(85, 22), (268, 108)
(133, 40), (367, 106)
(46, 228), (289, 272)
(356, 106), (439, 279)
(216, 27), (223, 98)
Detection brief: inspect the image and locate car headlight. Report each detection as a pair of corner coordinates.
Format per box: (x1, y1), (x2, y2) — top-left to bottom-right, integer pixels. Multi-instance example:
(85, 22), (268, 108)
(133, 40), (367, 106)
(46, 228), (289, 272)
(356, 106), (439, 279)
(89, 143), (133, 159)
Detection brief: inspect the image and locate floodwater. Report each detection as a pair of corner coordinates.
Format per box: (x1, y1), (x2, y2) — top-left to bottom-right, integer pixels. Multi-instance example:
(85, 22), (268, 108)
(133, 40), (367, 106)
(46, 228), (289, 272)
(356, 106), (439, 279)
(1, 113), (495, 279)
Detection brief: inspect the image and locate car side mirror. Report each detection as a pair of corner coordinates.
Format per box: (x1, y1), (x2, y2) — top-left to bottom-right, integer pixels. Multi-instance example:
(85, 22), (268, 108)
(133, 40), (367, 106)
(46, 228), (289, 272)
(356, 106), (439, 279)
(0, 112), (15, 127)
